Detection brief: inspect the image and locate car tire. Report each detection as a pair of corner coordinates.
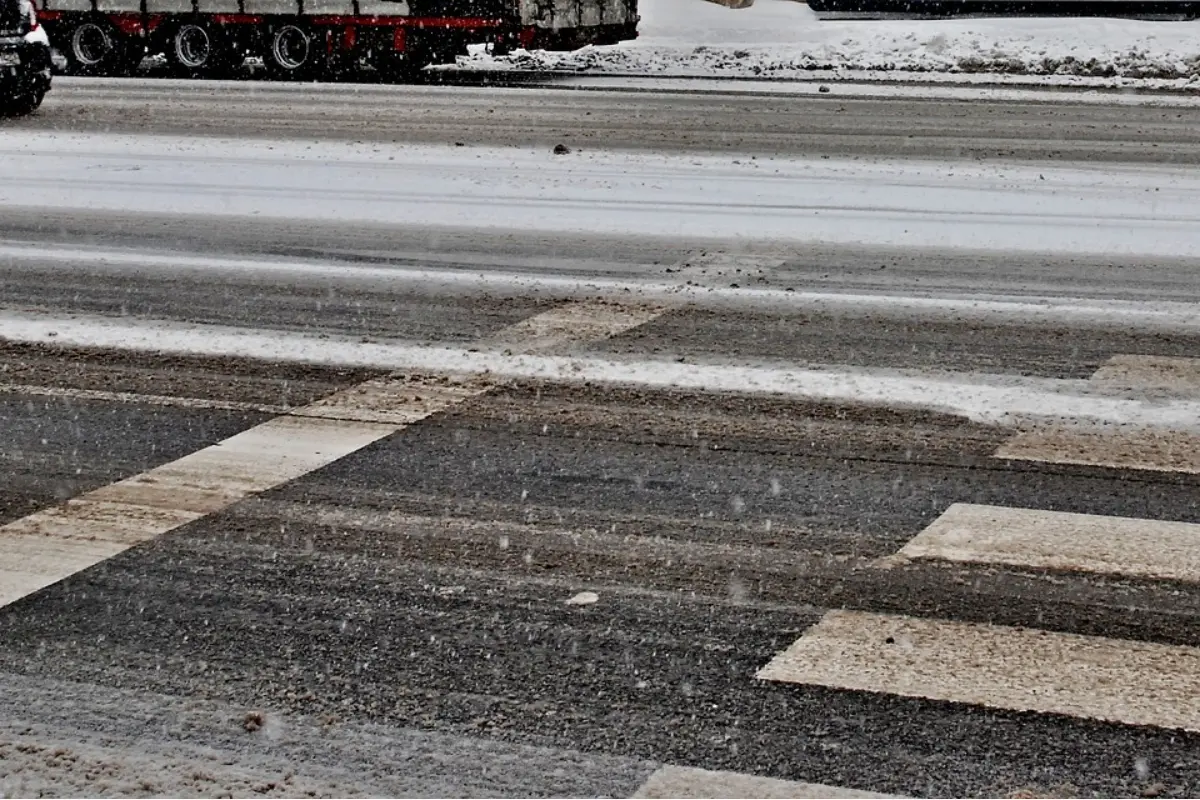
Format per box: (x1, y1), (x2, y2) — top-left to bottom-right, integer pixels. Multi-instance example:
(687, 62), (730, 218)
(1, 89), (45, 117)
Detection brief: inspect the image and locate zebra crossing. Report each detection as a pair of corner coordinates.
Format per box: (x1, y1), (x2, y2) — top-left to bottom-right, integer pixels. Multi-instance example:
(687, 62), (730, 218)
(0, 301), (665, 610)
(758, 355), (1200, 736)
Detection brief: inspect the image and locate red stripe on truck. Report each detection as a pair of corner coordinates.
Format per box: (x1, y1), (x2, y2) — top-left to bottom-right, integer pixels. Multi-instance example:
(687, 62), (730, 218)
(208, 13), (265, 23)
(108, 13), (143, 34)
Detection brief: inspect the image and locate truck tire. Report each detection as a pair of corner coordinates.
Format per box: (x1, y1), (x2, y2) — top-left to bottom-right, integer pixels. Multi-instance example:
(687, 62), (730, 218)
(264, 23), (321, 80)
(169, 22), (235, 78)
(63, 19), (141, 76)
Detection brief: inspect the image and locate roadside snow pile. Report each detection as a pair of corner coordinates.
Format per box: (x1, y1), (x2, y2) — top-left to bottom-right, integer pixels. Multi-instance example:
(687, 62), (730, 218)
(456, 0), (1200, 82)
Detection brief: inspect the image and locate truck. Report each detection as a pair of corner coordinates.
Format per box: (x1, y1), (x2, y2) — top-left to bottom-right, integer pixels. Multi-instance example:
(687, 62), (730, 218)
(32, 0), (636, 79)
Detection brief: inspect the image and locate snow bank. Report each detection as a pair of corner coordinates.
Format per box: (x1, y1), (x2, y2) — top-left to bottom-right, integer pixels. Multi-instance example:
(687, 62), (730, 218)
(455, 0), (1200, 85)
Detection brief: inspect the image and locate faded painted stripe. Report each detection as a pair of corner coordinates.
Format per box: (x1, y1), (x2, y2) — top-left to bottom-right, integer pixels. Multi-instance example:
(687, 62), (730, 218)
(0, 379), (483, 608)
(757, 610), (1200, 732)
(992, 354), (1200, 473)
(995, 425), (1200, 475)
(291, 375), (486, 425)
(895, 503), (1200, 583)
(1090, 355), (1200, 395)
(481, 301), (665, 352)
(0, 383), (291, 414)
(631, 765), (897, 799)
(0, 302), (664, 609)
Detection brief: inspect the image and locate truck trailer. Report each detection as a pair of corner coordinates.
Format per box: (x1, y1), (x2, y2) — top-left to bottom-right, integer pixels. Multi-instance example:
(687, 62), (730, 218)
(33, 0), (636, 79)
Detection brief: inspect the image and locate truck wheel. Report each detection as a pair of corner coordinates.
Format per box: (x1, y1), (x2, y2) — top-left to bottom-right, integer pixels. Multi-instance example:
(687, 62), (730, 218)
(169, 22), (233, 78)
(0, 89), (45, 117)
(64, 20), (140, 76)
(265, 24), (320, 80)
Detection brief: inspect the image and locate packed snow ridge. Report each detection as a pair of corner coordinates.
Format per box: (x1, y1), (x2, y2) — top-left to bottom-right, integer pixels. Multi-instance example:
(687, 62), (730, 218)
(456, 0), (1200, 84)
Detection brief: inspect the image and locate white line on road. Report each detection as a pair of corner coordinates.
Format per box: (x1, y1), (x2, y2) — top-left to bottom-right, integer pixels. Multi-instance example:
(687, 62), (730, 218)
(995, 425), (1200, 475)
(3, 312), (1200, 430)
(0, 378), (485, 608)
(1089, 355), (1200, 395)
(479, 301), (665, 352)
(756, 354), (1200, 737)
(893, 503), (1200, 583)
(631, 765), (898, 799)
(0, 302), (665, 609)
(4, 241), (1200, 332)
(757, 610), (1200, 733)
(993, 355), (1200, 474)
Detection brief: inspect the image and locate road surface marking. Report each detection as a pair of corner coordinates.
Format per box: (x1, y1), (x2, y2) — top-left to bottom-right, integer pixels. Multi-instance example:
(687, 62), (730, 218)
(0, 302), (665, 609)
(0, 383), (292, 414)
(994, 355), (1200, 473)
(632, 766), (897, 799)
(756, 610), (1200, 732)
(5, 240), (1199, 331)
(4, 312), (1199, 430)
(995, 425), (1200, 475)
(480, 301), (664, 352)
(893, 503), (1200, 583)
(0, 381), (481, 608)
(1090, 355), (1200, 395)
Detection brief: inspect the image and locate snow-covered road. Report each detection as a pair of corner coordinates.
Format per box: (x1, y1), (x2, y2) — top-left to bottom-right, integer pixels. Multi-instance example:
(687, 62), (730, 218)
(4, 132), (1199, 258)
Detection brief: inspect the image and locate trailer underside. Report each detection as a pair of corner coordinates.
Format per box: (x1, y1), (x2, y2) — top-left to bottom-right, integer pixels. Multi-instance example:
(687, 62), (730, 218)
(36, 0), (636, 78)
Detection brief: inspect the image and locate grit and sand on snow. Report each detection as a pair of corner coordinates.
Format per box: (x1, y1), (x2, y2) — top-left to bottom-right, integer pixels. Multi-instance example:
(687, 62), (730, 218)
(455, 0), (1200, 86)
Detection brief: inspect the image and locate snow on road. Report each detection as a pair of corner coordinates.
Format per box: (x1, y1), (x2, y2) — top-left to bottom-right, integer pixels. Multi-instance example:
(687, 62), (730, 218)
(6, 310), (1200, 429)
(3, 131), (1199, 259)
(456, 0), (1200, 86)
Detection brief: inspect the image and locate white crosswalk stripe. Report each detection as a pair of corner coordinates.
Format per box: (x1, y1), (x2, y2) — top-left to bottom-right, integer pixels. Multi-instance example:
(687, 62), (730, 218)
(996, 425), (1200, 475)
(891, 502), (1200, 583)
(1089, 355), (1200, 395)
(759, 353), (1200, 734)
(0, 302), (665, 610)
(995, 355), (1200, 474)
(632, 766), (898, 799)
(757, 610), (1200, 733)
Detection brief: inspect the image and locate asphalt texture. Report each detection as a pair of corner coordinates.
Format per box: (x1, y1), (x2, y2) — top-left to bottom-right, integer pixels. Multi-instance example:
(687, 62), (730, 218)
(4, 361), (1200, 797)
(8, 76), (1200, 163)
(2, 76), (1200, 798)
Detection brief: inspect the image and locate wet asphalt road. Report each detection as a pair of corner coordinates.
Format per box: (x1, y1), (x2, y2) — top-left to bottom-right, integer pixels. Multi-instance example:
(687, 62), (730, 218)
(2, 78), (1200, 798)
(4, 325), (1200, 798)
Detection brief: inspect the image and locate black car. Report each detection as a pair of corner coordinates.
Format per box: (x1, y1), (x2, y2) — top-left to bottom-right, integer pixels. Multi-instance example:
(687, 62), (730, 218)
(0, 0), (51, 116)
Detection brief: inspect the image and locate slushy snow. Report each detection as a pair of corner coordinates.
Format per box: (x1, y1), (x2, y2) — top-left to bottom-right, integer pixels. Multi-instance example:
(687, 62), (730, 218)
(456, 0), (1200, 85)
